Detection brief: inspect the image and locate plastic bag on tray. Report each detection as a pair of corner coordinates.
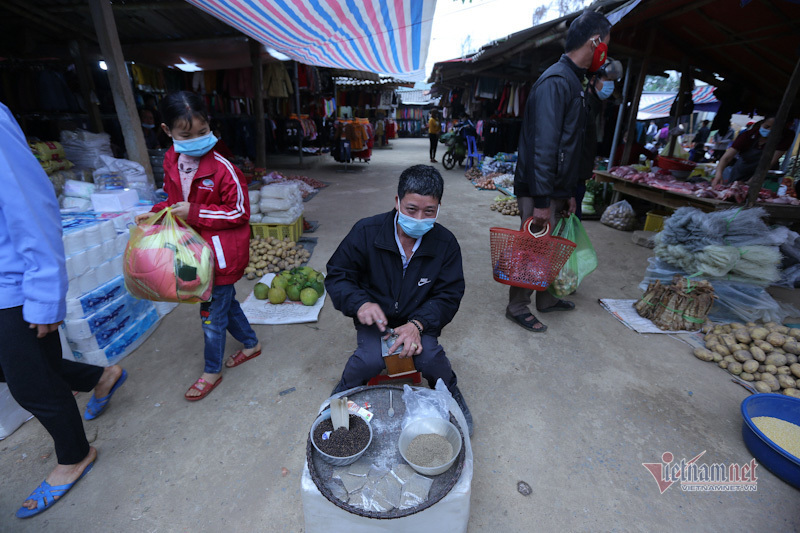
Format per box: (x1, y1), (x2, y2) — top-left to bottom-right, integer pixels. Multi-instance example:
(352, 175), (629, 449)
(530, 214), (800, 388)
(402, 379), (450, 430)
(600, 199), (636, 231)
(124, 208), (214, 303)
(548, 214), (598, 297)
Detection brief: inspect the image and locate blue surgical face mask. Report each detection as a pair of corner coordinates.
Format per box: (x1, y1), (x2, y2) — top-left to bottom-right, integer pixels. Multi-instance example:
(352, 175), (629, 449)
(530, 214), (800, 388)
(172, 132), (218, 157)
(396, 201), (439, 239)
(759, 127), (770, 138)
(142, 123), (155, 129)
(597, 81), (614, 100)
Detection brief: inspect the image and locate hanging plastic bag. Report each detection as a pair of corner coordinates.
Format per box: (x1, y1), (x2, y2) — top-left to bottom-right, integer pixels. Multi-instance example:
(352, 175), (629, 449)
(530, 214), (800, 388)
(548, 214), (598, 297)
(600, 199), (636, 231)
(123, 208), (214, 303)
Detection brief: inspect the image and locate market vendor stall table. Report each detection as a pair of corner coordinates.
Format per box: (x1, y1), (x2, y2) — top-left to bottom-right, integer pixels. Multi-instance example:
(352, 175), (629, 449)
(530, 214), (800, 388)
(593, 170), (800, 223)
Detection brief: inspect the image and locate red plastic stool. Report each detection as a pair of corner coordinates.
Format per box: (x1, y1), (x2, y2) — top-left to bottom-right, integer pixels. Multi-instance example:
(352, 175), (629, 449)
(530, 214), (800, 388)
(367, 372), (422, 387)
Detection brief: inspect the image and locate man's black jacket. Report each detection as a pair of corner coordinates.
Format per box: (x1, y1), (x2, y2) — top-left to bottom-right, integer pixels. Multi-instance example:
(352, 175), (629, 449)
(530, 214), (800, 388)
(514, 54), (587, 208)
(325, 210), (465, 337)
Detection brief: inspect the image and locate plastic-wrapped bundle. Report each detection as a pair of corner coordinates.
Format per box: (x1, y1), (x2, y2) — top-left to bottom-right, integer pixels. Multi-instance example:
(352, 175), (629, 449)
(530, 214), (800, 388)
(658, 207), (788, 251)
(639, 257), (798, 323)
(654, 242), (781, 285)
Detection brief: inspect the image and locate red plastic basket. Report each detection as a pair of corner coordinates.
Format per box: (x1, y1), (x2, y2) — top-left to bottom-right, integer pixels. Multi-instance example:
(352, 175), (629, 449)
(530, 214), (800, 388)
(490, 219), (577, 291)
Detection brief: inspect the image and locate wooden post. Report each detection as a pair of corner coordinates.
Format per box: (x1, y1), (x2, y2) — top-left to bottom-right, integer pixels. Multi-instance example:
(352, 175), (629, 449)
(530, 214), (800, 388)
(608, 57), (634, 168)
(746, 56), (800, 206)
(293, 61), (303, 167)
(667, 60), (691, 158)
(250, 39), (266, 169)
(621, 32), (655, 166)
(69, 40), (104, 134)
(88, 0), (153, 184)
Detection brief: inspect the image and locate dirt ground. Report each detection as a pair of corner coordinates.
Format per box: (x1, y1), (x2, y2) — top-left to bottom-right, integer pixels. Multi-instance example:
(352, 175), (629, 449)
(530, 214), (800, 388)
(1, 138), (799, 531)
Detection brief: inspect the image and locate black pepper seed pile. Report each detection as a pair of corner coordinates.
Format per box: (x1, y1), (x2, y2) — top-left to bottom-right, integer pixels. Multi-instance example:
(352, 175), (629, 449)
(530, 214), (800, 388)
(313, 415), (370, 457)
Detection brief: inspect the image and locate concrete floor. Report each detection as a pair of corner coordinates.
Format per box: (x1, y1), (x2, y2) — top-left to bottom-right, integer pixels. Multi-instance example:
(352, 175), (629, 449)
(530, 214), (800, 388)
(2, 138), (799, 531)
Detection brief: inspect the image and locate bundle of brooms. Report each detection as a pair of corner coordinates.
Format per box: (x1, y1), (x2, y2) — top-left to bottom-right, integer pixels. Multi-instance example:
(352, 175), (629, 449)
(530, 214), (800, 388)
(634, 275), (716, 331)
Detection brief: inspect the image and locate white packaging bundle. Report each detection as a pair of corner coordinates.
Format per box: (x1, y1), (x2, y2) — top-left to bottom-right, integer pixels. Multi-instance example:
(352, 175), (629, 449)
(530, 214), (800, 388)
(260, 181), (302, 200)
(77, 268), (99, 295)
(114, 232), (128, 255)
(251, 201), (261, 214)
(95, 259), (116, 286)
(65, 275), (126, 320)
(248, 189), (260, 205)
(250, 213), (264, 223)
(67, 250), (90, 279)
(61, 196), (92, 210)
(60, 129), (113, 169)
(83, 222), (102, 247)
(63, 228), (87, 256)
(99, 220), (117, 241)
(68, 308), (159, 367)
(85, 244), (104, 265)
(63, 179), (96, 199)
(102, 238), (116, 259)
(154, 301), (178, 317)
(260, 196), (299, 212)
(261, 205), (303, 225)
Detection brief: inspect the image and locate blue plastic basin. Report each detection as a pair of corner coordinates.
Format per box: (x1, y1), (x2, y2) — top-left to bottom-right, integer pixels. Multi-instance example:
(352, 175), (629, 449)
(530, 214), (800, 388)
(740, 393), (800, 490)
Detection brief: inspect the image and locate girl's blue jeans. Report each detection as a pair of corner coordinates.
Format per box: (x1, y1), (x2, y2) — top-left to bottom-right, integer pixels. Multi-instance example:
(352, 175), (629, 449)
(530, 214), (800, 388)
(200, 284), (259, 373)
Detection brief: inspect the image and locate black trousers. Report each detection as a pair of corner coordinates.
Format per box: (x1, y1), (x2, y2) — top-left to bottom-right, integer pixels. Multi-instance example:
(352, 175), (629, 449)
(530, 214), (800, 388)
(429, 134), (438, 159)
(0, 307), (103, 464)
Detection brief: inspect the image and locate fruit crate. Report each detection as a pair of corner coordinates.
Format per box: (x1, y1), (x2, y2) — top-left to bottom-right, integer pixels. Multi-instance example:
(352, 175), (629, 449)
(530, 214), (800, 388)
(644, 210), (672, 233)
(250, 215), (303, 241)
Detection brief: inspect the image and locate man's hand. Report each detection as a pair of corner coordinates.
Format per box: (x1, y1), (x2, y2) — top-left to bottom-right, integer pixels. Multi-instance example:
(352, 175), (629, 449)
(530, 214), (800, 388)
(386, 322), (422, 359)
(531, 207), (551, 230)
(357, 302), (388, 331)
(170, 202), (190, 220)
(29, 322), (62, 339)
(567, 197), (577, 215)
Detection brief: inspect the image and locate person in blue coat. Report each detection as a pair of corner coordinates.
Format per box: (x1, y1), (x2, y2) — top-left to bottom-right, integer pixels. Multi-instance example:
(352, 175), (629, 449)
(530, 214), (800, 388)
(0, 102), (127, 519)
(325, 165), (473, 434)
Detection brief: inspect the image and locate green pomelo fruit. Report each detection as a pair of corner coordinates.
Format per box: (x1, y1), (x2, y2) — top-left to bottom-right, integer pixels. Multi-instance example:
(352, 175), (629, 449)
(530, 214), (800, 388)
(286, 284), (302, 301)
(268, 287), (286, 304)
(254, 283), (270, 300)
(300, 287), (319, 306)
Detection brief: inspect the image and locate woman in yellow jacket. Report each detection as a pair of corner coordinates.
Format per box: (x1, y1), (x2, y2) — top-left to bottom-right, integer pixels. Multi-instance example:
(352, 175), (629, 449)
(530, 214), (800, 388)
(428, 111), (441, 162)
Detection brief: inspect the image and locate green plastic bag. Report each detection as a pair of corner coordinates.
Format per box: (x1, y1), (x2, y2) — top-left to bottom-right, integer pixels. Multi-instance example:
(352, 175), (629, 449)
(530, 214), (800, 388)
(548, 214), (598, 297)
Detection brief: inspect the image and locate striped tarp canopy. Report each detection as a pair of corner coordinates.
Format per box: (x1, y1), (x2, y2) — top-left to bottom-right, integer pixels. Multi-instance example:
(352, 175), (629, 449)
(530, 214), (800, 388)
(185, 0), (437, 81)
(637, 86), (719, 120)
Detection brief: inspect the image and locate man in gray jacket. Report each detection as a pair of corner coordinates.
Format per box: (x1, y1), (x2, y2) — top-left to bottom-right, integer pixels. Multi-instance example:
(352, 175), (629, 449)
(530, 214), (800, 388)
(507, 11), (611, 332)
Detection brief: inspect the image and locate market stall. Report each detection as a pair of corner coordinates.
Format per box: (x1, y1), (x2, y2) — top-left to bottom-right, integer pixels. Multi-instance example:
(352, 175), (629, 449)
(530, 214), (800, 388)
(593, 170), (800, 222)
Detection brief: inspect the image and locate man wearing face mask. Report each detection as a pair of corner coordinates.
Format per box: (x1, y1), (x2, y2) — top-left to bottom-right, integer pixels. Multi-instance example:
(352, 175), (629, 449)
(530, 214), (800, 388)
(325, 165), (472, 434)
(508, 10), (611, 332)
(712, 116), (794, 187)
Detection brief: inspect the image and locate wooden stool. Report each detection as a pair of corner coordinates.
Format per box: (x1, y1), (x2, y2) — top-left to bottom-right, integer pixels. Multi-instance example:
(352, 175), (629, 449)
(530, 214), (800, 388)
(367, 371), (423, 387)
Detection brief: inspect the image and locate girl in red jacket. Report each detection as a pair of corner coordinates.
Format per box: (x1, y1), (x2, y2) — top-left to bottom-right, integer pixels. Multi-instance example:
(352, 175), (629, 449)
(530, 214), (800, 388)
(135, 92), (261, 401)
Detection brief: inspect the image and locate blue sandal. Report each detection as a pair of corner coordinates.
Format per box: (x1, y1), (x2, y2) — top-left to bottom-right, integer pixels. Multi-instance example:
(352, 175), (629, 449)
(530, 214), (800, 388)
(84, 369), (128, 421)
(16, 461), (94, 518)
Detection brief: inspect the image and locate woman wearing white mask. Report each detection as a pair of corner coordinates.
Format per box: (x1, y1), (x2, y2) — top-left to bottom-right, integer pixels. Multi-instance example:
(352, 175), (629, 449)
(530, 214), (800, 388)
(712, 116), (793, 187)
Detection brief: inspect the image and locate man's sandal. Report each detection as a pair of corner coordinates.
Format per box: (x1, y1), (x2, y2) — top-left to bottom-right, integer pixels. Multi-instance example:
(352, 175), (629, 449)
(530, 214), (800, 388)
(505, 310), (547, 332)
(225, 349), (262, 368)
(184, 376), (223, 401)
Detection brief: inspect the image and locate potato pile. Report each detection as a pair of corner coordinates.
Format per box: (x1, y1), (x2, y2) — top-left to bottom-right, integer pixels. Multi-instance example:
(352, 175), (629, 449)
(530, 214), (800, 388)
(245, 236), (311, 279)
(490, 198), (519, 216)
(693, 321), (800, 397)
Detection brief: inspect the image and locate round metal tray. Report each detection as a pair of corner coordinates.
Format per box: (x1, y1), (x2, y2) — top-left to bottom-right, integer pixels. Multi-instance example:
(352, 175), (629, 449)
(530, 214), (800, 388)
(306, 384), (466, 519)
